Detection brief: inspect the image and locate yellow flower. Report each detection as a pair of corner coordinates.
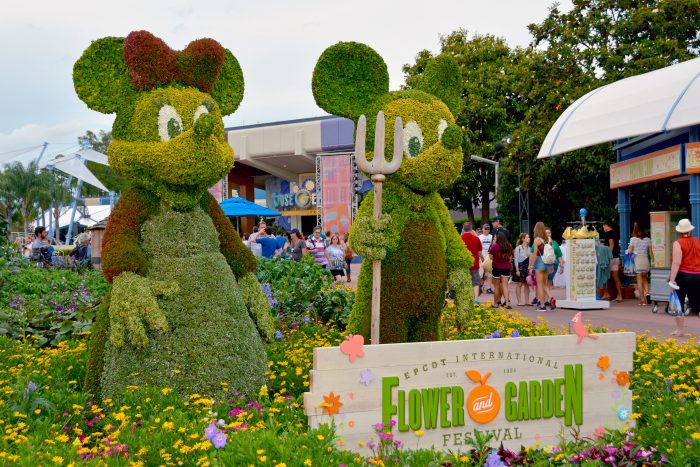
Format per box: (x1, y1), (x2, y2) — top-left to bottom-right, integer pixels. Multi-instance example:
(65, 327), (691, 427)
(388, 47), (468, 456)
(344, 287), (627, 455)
(257, 449), (265, 455)
(316, 434), (324, 441)
(162, 388), (172, 396)
(274, 464), (287, 467)
(304, 460), (312, 466)
(691, 432), (700, 440)
(52, 456), (64, 464)
(415, 430), (425, 437)
(258, 456), (267, 462)
(259, 385), (269, 398)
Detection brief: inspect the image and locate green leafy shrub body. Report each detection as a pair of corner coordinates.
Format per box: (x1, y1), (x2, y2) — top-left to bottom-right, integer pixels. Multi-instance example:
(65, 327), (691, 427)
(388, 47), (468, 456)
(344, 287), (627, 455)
(100, 207), (266, 400)
(74, 31), (269, 399)
(312, 42), (474, 343)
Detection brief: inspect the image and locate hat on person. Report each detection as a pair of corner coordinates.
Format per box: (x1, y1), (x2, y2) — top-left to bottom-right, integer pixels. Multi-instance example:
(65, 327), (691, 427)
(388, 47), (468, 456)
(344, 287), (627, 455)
(493, 215), (504, 224)
(675, 218), (695, 233)
(291, 228), (301, 235)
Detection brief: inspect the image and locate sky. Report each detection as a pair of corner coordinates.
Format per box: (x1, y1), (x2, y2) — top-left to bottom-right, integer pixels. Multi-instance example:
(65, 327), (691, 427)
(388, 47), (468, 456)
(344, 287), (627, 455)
(0, 0), (572, 159)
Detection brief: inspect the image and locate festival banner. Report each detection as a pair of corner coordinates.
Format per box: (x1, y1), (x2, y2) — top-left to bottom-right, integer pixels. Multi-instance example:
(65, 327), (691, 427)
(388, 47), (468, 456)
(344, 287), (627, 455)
(610, 146), (681, 188)
(305, 332), (635, 453)
(321, 154), (353, 234)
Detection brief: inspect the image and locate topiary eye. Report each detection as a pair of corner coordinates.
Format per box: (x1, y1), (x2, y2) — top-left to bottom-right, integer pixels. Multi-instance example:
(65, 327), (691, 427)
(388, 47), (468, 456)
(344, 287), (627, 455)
(158, 105), (183, 142)
(437, 119), (448, 141)
(403, 120), (423, 158)
(193, 104), (209, 121)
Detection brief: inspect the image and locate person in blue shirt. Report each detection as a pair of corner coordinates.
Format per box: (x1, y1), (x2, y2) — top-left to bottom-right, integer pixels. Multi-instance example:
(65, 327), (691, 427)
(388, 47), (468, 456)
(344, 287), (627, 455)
(255, 227), (280, 259)
(275, 229), (289, 257)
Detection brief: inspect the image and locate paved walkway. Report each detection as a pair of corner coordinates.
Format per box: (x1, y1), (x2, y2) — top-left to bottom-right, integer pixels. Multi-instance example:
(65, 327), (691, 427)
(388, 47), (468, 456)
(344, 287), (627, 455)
(345, 262), (698, 343)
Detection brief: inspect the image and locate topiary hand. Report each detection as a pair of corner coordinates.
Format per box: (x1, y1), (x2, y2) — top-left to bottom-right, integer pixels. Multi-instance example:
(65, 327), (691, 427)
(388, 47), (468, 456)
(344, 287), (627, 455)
(350, 214), (391, 262)
(108, 272), (179, 349)
(448, 268), (474, 329)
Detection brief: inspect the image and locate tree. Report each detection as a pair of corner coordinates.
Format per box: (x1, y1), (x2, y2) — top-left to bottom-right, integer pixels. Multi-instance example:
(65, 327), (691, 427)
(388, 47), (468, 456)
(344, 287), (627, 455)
(42, 172), (74, 243)
(495, 0), (700, 234)
(0, 162), (50, 235)
(78, 130), (126, 196)
(403, 30), (533, 224)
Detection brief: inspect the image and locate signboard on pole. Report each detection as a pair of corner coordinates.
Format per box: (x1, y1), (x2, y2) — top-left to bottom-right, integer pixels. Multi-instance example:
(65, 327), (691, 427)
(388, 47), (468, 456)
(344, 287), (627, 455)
(304, 332), (635, 453)
(320, 154), (353, 234)
(610, 145), (681, 188)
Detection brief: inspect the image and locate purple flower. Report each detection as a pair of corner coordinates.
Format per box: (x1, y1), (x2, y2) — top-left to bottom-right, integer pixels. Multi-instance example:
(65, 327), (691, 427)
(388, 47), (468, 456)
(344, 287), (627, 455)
(247, 401), (262, 411)
(23, 381), (37, 399)
(211, 431), (227, 449)
(302, 316), (311, 323)
(491, 330), (502, 339)
(510, 329), (520, 337)
(485, 450), (504, 467)
(275, 330), (283, 339)
(204, 422), (219, 440)
(229, 408), (245, 417)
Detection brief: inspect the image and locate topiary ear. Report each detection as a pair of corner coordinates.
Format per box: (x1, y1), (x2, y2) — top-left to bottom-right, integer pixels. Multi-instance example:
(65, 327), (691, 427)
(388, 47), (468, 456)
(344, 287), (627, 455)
(73, 37), (139, 114)
(211, 49), (244, 116)
(416, 54), (462, 116)
(312, 42), (389, 119)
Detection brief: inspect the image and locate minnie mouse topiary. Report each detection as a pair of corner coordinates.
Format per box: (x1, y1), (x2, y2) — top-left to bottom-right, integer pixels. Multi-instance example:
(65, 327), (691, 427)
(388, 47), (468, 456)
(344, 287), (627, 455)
(74, 31), (273, 400)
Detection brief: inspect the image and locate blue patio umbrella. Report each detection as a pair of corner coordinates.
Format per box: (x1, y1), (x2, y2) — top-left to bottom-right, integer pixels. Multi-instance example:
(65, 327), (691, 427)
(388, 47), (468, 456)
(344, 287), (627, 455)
(219, 197), (282, 217)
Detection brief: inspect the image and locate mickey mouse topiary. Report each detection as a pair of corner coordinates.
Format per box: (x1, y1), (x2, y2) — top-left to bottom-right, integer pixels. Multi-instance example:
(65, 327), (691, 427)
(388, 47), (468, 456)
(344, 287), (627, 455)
(75, 31), (274, 400)
(313, 42), (474, 343)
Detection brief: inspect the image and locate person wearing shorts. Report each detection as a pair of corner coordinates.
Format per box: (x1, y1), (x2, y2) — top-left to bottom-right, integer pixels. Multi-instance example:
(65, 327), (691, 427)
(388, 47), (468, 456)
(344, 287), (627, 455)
(488, 231), (513, 309)
(461, 222), (484, 303)
(603, 221), (623, 302)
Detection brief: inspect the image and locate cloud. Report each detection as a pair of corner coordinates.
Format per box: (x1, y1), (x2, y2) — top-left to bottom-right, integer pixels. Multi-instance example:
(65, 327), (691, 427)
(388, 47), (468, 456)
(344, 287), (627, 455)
(0, 116), (114, 158)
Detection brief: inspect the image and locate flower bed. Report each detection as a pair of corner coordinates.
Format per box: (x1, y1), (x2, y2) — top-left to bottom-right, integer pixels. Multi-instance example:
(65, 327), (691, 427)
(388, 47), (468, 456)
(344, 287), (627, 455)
(0, 300), (698, 465)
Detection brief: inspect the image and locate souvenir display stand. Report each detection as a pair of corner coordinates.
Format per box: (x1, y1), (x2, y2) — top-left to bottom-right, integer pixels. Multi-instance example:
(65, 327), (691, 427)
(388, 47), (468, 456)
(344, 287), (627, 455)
(559, 238), (610, 310)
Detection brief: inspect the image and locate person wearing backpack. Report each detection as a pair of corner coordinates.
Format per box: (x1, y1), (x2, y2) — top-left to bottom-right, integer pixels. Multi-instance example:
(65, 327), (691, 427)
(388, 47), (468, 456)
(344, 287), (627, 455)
(529, 222), (556, 311)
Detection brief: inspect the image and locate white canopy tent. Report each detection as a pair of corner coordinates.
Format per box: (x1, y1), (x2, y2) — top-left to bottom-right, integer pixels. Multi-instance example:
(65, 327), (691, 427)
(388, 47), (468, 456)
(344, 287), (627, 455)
(538, 56), (700, 159)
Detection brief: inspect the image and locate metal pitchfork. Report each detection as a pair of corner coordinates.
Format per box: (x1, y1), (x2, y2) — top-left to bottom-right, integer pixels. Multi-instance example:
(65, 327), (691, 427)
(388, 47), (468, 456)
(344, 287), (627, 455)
(355, 111), (403, 345)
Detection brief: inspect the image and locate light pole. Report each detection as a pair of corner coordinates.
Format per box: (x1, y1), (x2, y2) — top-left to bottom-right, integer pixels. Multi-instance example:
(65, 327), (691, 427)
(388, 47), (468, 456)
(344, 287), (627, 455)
(470, 155), (499, 216)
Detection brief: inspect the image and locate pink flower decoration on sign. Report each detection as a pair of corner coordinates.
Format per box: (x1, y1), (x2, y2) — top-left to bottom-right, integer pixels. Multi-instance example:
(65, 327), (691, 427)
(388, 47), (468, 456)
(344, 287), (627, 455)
(340, 334), (365, 363)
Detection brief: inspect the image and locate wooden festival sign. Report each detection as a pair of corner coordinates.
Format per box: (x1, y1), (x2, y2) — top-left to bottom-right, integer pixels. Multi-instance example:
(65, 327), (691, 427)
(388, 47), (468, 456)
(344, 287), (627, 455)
(304, 328), (635, 453)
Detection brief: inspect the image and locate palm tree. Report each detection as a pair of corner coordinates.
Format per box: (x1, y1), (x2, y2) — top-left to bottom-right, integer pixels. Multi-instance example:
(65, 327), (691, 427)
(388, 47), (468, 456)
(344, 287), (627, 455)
(1, 161), (50, 235)
(42, 171), (74, 243)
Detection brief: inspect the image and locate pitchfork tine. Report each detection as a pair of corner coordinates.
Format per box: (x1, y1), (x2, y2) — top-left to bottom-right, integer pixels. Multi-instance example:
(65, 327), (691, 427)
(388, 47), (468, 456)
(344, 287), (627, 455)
(373, 111), (385, 162)
(355, 115), (371, 173)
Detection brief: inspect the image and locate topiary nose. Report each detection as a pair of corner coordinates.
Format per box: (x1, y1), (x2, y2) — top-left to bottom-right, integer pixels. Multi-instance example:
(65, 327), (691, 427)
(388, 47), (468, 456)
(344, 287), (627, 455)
(194, 113), (214, 138)
(441, 124), (462, 150)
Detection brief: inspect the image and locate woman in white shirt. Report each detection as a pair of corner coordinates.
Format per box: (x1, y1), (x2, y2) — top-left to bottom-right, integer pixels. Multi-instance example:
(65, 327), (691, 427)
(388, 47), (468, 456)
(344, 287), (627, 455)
(627, 223), (654, 305)
(512, 233), (531, 306)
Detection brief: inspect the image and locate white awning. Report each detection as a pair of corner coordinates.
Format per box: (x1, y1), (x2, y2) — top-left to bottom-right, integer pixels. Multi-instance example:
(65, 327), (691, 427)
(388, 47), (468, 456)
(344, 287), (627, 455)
(538, 57), (700, 159)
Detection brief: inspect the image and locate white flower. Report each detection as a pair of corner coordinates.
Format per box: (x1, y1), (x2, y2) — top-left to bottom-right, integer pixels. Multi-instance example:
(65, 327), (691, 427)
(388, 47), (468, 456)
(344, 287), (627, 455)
(403, 120), (423, 158)
(193, 104), (209, 121)
(158, 105), (183, 142)
(437, 119), (448, 141)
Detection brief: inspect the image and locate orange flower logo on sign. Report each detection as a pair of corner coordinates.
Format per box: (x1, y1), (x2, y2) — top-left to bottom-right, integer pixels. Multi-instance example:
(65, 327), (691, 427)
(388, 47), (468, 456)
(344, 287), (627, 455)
(465, 370), (501, 424)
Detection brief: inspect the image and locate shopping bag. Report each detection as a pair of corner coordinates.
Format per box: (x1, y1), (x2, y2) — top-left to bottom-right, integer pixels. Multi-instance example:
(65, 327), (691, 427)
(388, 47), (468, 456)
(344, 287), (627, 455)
(668, 290), (682, 316)
(622, 252), (636, 276)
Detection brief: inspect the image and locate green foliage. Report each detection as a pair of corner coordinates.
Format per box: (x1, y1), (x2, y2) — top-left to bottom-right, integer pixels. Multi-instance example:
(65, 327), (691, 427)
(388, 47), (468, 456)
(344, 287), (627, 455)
(415, 53), (463, 116)
(201, 192), (257, 278)
(256, 256), (333, 321)
(100, 207), (267, 400)
(403, 31), (528, 220)
(211, 48), (245, 116)
(311, 285), (354, 328)
(73, 36), (139, 114)
(84, 289), (110, 398)
(349, 214), (390, 261)
(101, 187), (160, 282)
(441, 124), (462, 150)
(0, 262), (108, 346)
(107, 272), (176, 349)
(312, 41), (389, 119)
(238, 272), (276, 342)
(108, 87), (233, 211)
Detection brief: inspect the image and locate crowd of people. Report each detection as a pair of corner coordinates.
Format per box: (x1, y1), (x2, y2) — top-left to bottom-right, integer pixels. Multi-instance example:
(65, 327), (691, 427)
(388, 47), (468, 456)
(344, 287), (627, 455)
(13, 226), (91, 268)
(461, 217), (565, 312)
(243, 221), (354, 283)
